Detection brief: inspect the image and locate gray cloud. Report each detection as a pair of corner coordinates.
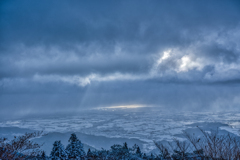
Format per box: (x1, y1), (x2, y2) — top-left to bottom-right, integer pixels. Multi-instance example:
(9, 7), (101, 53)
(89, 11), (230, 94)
(1, 0), (240, 118)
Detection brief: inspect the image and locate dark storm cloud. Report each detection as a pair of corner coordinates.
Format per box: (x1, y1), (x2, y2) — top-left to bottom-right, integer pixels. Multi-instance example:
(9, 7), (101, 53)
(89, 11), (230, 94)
(1, 0), (240, 118)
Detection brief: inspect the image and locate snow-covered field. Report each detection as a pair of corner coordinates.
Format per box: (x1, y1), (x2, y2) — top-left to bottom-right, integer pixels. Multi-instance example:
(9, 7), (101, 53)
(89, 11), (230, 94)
(0, 107), (240, 154)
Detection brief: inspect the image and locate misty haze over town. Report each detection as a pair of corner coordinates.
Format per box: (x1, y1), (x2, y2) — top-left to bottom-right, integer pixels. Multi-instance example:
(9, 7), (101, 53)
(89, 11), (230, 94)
(1, 0), (240, 159)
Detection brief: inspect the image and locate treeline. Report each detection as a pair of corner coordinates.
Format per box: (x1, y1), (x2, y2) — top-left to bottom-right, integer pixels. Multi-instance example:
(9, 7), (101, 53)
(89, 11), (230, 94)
(1, 127), (240, 159)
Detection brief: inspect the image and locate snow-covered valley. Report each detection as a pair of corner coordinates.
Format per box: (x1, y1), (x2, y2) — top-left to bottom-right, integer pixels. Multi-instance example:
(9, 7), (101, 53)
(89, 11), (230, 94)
(0, 107), (240, 154)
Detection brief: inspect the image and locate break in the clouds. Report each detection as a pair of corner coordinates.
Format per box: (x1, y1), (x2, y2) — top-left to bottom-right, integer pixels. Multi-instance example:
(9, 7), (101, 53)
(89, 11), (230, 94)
(1, 0), (240, 118)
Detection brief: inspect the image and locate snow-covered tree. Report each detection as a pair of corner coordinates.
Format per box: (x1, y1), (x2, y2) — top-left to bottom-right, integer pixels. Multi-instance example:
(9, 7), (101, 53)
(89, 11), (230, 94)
(109, 143), (133, 159)
(122, 142), (129, 157)
(97, 148), (109, 159)
(40, 151), (47, 160)
(123, 142), (128, 150)
(66, 133), (85, 159)
(149, 153), (155, 160)
(87, 148), (93, 157)
(136, 146), (142, 157)
(50, 140), (68, 160)
(142, 153), (147, 159)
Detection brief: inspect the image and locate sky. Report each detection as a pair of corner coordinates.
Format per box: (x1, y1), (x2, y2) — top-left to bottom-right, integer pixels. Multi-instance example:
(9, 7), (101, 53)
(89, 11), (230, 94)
(1, 0), (240, 118)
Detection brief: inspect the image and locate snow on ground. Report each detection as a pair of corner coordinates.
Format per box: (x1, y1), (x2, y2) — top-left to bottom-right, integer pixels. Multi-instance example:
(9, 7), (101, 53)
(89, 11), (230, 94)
(0, 107), (239, 153)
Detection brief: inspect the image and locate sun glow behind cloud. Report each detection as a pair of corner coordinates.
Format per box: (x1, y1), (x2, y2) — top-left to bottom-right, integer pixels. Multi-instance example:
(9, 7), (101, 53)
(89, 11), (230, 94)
(156, 49), (171, 65)
(178, 55), (203, 72)
(97, 104), (147, 109)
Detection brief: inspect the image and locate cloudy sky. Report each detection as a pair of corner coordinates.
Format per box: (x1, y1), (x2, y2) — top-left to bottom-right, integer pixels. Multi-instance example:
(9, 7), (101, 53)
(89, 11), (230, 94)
(1, 0), (240, 118)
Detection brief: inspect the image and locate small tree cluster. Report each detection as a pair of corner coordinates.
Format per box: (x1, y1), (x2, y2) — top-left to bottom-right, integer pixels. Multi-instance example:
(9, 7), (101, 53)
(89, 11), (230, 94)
(50, 133), (85, 160)
(82, 142), (156, 160)
(49, 134), (159, 160)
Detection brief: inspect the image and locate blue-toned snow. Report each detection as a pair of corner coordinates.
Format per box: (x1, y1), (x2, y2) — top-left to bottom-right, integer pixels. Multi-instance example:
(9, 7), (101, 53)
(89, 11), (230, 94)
(0, 107), (239, 154)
